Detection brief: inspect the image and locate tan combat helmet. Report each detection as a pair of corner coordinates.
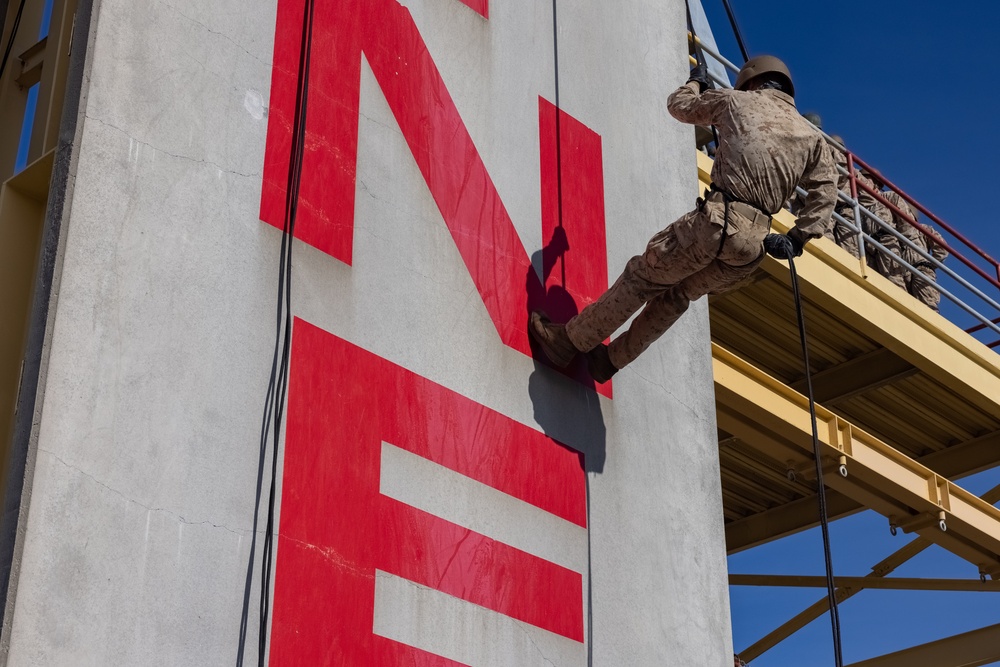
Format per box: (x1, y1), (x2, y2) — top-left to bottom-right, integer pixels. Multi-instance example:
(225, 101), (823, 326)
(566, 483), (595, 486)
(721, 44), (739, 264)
(735, 55), (794, 97)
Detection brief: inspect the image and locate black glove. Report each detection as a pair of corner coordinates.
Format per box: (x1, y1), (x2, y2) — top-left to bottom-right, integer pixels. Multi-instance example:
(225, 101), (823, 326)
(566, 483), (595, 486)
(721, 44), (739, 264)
(763, 233), (804, 260)
(687, 62), (712, 94)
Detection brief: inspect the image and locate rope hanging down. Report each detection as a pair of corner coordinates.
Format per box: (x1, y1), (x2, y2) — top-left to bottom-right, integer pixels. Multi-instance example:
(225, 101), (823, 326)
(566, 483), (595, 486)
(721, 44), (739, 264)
(785, 254), (845, 667)
(721, 0), (750, 63)
(236, 0), (317, 664)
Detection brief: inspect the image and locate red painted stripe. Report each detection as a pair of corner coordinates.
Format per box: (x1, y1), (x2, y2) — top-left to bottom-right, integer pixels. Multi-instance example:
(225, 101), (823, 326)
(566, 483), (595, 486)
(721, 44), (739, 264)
(270, 535), (472, 666)
(382, 501), (584, 641)
(538, 96), (611, 395)
(306, 318), (587, 525)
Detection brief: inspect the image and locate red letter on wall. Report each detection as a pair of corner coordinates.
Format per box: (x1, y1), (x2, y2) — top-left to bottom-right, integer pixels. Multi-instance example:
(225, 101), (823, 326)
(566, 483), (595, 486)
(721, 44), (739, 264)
(260, 0), (609, 373)
(268, 320), (588, 664)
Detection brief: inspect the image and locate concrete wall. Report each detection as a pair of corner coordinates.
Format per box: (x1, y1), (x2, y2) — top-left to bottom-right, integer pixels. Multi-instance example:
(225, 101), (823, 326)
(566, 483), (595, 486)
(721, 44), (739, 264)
(4, 0), (733, 664)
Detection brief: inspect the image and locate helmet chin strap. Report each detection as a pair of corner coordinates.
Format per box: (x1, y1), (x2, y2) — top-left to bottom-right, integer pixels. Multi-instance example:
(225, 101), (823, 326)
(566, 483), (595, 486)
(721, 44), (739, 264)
(756, 79), (786, 93)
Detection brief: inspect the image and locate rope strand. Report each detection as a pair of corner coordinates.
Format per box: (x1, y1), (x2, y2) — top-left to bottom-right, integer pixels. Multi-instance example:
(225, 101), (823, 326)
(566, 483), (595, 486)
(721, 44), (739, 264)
(788, 255), (845, 667)
(237, 0), (316, 663)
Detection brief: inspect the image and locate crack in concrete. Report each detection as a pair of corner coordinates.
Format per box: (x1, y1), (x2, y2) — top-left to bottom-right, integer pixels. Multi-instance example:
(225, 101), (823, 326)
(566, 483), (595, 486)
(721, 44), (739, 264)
(514, 621), (560, 667)
(627, 368), (711, 425)
(359, 109), (405, 137)
(85, 115), (262, 179)
(160, 0), (270, 66)
(40, 448), (246, 537)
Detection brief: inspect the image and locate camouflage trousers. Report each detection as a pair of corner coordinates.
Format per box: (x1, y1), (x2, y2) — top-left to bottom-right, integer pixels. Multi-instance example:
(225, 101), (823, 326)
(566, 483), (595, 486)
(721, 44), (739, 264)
(566, 195), (768, 369)
(828, 204), (869, 259)
(872, 232), (907, 290)
(903, 246), (940, 312)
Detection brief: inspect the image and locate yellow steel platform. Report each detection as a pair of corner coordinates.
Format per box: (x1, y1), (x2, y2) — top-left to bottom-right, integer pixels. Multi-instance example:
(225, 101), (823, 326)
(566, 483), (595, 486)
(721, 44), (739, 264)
(698, 151), (1000, 568)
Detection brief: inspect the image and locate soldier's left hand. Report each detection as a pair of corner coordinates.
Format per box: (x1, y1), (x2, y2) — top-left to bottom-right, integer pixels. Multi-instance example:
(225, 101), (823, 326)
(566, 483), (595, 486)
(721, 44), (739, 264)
(688, 63), (713, 93)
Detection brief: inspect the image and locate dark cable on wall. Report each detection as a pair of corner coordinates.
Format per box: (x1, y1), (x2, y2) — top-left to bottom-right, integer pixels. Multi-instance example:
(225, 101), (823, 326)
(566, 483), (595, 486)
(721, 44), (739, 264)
(236, 0), (316, 664)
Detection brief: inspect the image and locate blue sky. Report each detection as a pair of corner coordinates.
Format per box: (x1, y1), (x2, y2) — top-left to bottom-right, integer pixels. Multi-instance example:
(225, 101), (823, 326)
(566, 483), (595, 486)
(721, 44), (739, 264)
(699, 1), (1000, 664)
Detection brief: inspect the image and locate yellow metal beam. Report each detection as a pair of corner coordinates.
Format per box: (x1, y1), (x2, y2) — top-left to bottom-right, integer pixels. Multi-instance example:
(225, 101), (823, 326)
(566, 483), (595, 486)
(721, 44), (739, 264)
(846, 624), (1000, 667)
(0, 0), (78, 179)
(0, 150), (52, 503)
(714, 343), (1000, 577)
(729, 574), (1000, 592)
(698, 150), (1000, 419)
(725, 428), (1000, 553)
(725, 489), (861, 553)
(788, 347), (916, 404)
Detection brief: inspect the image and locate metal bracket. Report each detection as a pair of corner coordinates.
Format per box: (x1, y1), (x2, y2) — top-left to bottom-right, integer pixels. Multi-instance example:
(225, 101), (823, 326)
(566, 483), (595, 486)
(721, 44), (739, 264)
(14, 37), (48, 90)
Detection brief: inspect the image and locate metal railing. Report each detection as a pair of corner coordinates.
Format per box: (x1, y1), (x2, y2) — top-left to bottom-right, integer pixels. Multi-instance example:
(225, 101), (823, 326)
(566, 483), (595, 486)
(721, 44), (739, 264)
(688, 34), (1000, 349)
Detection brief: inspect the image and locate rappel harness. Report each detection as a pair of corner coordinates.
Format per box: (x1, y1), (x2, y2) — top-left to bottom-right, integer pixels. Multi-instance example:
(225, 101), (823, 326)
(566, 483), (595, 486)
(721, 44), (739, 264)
(684, 2), (847, 665)
(703, 183), (773, 259)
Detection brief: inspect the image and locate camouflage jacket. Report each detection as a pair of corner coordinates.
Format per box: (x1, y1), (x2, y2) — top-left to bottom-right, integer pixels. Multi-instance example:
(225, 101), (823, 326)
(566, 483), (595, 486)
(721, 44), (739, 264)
(882, 191), (923, 243)
(668, 82), (837, 240)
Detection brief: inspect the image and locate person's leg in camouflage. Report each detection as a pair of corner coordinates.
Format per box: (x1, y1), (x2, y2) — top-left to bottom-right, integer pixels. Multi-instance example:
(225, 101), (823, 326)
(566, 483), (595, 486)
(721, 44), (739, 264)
(561, 206), (724, 356)
(833, 218), (860, 258)
(605, 252), (762, 370)
(908, 264), (941, 312)
(872, 231), (907, 290)
(529, 208), (715, 370)
(568, 200), (766, 381)
(532, 197), (767, 381)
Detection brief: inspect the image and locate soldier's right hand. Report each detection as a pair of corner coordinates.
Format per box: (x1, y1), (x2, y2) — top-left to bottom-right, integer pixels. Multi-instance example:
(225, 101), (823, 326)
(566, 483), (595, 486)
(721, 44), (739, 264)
(763, 233), (803, 260)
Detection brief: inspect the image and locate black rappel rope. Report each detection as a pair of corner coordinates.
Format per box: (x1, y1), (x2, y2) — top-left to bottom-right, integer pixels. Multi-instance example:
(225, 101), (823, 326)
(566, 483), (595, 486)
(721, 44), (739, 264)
(720, 0), (750, 63)
(705, 0), (846, 662)
(785, 254), (845, 667)
(236, 0), (317, 664)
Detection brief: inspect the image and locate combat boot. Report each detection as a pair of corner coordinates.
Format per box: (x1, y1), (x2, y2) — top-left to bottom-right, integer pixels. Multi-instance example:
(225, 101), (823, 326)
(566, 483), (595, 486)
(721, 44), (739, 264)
(585, 343), (618, 383)
(529, 311), (579, 368)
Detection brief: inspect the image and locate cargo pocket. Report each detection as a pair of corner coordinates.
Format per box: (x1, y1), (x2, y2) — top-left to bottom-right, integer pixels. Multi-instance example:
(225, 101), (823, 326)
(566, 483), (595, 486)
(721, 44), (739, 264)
(681, 201), (727, 264)
(717, 205), (768, 266)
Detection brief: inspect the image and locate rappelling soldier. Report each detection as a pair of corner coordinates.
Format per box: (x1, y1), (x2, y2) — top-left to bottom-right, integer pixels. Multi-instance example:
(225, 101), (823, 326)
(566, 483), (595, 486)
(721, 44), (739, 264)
(529, 56), (837, 382)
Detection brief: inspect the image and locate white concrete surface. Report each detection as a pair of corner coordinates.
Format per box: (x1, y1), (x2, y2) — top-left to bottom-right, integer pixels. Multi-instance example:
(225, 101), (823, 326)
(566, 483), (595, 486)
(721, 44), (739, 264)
(4, 0), (733, 664)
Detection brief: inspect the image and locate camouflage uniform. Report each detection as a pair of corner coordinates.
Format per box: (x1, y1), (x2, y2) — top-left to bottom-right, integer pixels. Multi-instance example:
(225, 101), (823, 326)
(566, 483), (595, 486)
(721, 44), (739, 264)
(907, 225), (947, 311)
(827, 150), (872, 258)
(871, 190), (915, 290)
(877, 191), (947, 310)
(564, 81), (837, 369)
(855, 180), (902, 288)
